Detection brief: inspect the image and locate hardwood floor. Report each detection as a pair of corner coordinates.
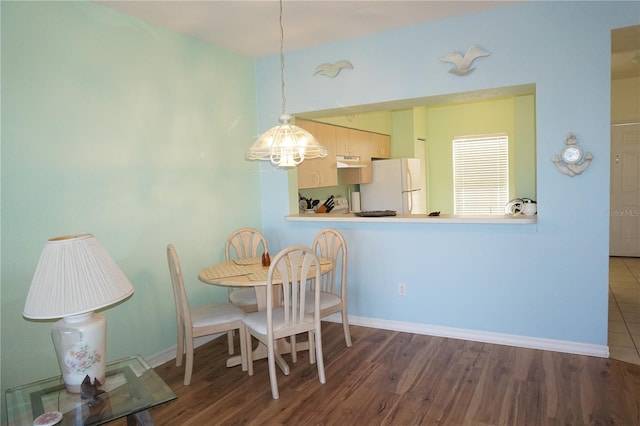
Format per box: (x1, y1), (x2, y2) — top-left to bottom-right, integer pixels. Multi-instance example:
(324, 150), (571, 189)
(127, 322), (640, 425)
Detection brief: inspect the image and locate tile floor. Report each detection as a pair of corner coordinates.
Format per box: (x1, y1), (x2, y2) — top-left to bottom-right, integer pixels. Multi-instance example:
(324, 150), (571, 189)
(609, 256), (640, 365)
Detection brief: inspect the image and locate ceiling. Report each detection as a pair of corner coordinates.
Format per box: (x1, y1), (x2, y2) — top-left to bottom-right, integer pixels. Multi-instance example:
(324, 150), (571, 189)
(96, 1), (522, 58)
(97, 1), (638, 78)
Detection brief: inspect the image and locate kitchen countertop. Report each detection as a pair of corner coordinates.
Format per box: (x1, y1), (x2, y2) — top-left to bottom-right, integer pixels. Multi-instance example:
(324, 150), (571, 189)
(286, 213), (537, 224)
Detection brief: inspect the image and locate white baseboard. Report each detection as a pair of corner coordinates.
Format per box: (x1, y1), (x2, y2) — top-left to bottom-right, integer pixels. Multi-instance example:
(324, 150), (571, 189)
(146, 317), (609, 368)
(146, 333), (223, 368)
(322, 313), (610, 358)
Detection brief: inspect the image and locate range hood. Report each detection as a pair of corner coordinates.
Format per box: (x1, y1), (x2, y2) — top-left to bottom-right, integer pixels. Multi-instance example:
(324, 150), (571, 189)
(336, 155), (368, 169)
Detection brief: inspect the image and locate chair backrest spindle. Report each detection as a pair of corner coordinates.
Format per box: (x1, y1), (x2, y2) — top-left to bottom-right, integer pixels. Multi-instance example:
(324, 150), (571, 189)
(267, 246), (320, 332)
(313, 228), (346, 296)
(225, 228), (268, 261)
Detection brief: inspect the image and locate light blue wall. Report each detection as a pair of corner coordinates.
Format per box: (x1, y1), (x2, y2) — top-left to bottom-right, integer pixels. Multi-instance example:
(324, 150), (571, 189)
(257, 2), (639, 344)
(1, 1), (261, 410)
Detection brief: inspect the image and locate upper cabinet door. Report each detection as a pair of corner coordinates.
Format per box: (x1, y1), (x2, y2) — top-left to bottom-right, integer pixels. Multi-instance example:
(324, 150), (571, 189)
(296, 119), (338, 189)
(334, 126), (353, 156)
(339, 128), (373, 184)
(370, 133), (391, 159)
(335, 127), (370, 157)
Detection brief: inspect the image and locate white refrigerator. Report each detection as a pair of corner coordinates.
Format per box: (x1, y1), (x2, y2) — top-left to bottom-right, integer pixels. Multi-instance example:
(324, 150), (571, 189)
(360, 158), (426, 214)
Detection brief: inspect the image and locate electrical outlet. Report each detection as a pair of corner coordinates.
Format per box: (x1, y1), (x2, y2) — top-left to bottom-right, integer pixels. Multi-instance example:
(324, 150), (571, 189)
(398, 283), (406, 295)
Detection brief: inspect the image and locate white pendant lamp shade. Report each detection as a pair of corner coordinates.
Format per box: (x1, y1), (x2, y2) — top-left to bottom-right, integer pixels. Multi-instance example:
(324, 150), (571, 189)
(24, 234), (135, 319)
(245, 0), (327, 168)
(246, 114), (327, 168)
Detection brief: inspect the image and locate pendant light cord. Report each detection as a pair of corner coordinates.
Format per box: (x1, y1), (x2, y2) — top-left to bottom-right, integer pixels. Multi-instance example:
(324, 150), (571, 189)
(279, 0), (287, 117)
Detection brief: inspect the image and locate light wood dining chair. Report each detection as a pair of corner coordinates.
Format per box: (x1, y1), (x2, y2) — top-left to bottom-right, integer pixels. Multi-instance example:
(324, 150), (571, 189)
(167, 244), (247, 385)
(225, 228), (269, 313)
(307, 228), (352, 347)
(224, 228), (268, 355)
(243, 245), (326, 399)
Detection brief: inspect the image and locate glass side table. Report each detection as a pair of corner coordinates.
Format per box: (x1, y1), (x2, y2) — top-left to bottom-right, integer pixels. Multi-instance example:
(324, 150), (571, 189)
(5, 355), (177, 426)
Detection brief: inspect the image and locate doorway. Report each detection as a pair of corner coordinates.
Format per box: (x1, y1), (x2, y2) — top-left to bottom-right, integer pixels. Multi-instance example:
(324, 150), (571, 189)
(610, 25), (640, 256)
(609, 25), (640, 364)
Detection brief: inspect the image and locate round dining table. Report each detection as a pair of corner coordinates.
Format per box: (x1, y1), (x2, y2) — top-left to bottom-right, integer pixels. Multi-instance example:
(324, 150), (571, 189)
(198, 256), (333, 374)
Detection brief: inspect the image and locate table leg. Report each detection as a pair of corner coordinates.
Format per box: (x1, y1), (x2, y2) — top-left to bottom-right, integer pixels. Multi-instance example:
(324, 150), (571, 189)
(127, 410), (153, 425)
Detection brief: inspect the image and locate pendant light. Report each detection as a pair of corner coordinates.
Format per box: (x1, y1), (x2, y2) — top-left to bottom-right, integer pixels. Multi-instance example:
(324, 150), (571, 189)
(245, 0), (327, 168)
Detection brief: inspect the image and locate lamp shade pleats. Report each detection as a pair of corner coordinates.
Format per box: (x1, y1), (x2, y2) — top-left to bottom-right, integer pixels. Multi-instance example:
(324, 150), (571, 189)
(24, 234), (135, 319)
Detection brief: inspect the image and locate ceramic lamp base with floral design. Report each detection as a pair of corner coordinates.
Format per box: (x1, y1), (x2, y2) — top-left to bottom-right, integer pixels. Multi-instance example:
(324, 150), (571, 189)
(51, 312), (106, 393)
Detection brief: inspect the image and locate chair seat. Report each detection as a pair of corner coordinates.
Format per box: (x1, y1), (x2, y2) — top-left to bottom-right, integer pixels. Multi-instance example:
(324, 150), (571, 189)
(243, 308), (314, 335)
(243, 245), (326, 399)
(167, 244), (248, 386)
(191, 303), (245, 327)
(304, 291), (341, 313)
(229, 288), (258, 306)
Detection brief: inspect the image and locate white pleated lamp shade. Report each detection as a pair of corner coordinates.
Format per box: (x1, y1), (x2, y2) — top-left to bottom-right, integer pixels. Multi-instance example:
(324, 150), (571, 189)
(24, 234), (135, 319)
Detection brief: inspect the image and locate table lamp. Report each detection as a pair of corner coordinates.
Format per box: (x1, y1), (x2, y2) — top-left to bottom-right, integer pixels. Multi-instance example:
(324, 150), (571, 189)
(23, 234), (135, 393)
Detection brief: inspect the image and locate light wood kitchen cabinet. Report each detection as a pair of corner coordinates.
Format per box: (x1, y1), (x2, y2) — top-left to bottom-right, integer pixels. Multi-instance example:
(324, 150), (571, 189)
(339, 128), (373, 184)
(334, 126), (353, 156)
(296, 119), (338, 189)
(335, 127), (371, 157)
(370, 133), (391, 158)
(296, 119), (391, 187)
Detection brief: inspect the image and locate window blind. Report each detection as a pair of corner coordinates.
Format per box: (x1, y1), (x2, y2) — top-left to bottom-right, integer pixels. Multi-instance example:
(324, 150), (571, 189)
(453, 135), (509, 215)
